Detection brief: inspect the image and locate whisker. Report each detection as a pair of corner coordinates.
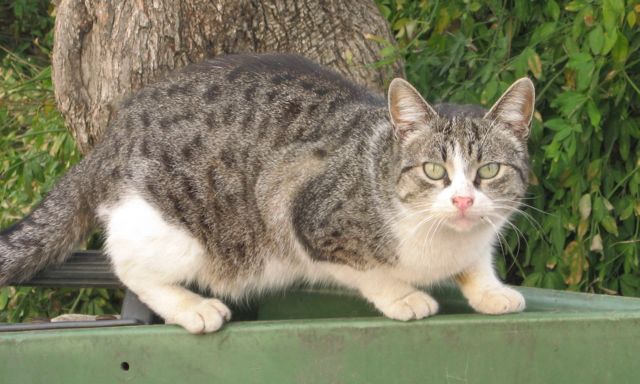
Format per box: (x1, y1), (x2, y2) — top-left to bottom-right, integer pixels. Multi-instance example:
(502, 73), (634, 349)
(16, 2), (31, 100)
(423, 217), (446, 254)
(488, 203), (545, 235)
(482, 217), (507, 257)
(397, 214), (442, 251)
(492, 198), (553, 217)
(487, 212), (529, 254)
(483, 216), (525, 276)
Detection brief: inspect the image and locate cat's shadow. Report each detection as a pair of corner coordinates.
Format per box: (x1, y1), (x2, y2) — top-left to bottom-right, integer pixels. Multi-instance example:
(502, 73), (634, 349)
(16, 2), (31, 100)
(220, 284), (474, 322)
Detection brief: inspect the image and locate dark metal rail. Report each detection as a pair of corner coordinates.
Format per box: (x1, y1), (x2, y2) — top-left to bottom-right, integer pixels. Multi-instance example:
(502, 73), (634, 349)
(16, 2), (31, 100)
(10, 250), (121, 288)
(1, 251), (156, 331)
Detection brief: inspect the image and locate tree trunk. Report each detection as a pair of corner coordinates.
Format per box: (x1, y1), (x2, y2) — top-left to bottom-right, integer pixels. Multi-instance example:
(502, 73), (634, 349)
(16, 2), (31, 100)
(52, 0), (403, 154)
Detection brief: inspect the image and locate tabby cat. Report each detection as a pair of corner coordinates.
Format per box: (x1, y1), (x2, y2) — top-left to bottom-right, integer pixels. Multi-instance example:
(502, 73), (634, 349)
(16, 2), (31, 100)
(0, 54), (534, 333)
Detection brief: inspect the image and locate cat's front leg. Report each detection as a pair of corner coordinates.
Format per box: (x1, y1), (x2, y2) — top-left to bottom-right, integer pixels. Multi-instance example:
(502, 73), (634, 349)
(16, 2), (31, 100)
(455, 255), (525, 314)
(323, 265), (439, 321)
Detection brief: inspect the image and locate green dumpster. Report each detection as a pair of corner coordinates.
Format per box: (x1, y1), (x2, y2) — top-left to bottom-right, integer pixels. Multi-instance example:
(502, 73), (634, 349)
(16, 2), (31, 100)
(1, 286), (639, 383)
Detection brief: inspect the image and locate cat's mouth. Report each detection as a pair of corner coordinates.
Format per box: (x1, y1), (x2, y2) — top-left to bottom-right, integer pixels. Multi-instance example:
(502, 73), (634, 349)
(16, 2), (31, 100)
(446, 213), (483, 232)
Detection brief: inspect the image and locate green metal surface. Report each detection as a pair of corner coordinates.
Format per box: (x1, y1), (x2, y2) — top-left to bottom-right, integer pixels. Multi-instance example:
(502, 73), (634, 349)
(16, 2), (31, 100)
(2, 286), (640, 383)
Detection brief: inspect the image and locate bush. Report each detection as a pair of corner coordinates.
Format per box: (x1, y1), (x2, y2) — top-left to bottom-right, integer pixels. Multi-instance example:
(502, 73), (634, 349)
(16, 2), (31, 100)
(377, 0), (640, 295)
(0, 2), (122, 322)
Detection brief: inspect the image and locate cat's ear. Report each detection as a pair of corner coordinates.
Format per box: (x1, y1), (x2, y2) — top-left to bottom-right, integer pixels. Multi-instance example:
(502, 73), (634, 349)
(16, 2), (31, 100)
(484, 78), (535, 139)
(388, 78), (438, 139)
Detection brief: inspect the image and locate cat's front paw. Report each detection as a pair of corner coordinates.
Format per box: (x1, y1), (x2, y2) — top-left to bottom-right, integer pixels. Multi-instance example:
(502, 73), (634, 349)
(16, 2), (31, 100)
(168, 298), (232, 334)
(467, 286), (525, 315)
(375, 291), (439, 321)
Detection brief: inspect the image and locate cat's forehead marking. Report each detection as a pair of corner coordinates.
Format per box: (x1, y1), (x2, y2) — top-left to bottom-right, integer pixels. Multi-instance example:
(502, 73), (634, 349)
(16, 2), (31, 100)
(450, 143), (475, 196)
(436, 117), (488, 165)
(452, 143), (467, 173)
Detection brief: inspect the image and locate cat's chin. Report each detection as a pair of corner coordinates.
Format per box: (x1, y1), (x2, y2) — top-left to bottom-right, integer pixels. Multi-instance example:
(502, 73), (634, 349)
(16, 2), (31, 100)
(445, 216), (483, 232)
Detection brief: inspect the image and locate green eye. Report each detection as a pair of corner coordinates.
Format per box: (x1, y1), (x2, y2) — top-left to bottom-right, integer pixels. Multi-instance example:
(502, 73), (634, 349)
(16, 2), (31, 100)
(423, 162), (447, 180)
(478, 163), (501, 179)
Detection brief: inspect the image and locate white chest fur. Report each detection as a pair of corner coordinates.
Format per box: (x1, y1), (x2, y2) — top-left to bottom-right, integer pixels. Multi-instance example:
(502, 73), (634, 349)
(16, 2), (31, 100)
(391, 214), (497, 286)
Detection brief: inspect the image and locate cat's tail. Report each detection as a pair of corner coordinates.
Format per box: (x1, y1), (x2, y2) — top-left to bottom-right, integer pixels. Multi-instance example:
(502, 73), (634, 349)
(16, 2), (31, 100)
(0, 159), (99, 286)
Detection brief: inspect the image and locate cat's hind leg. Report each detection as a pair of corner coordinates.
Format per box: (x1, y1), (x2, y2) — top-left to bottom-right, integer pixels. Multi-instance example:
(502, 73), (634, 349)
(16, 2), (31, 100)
(100, 194), (231, 334)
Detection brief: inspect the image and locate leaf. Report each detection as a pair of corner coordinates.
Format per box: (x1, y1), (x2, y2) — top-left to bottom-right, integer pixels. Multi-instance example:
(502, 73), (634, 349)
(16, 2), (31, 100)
(555, 127), (573, 141)
(601, 216), (619, 236)
(611, 32), (629, 63)
(551, 217), (566, 254)
(579, 194), (591, 220)
(378, 4), (391, 19)
(563, 241), (587, 285)
(586, 99), (601, 127)
(622, 244), (638, 271)
(592, 196), (606, 221)
(590, 234), (603, 253)
(469, 2), (481, 12)
(480, 79), (498, 105)
(578, 219), (589, 239)
(620, 274), (640, 296)
(628, 11), (637, 27)
(552, 91), (588, 118)
(619, 200), (635, 220)
(0, 288), (8, 310)
(603, 0), (625, 31)
(565, 1), (588, 12)
(587, 159), (602, 181)
(546, 0), (560, 20)
(435, 8), (450, 33)
(567, 52), (595, 91)
(603, 197), (614, 211)
(530, 22), (557, 46)
(601, 28), (619, 55)
(379, 46), (396, 59)
(588, 26), (604, 55)
(527, 52), (543, 79)
(522, 272), (542, 287)
(544, 118), (571, 131)
(543, 271), (566, 289)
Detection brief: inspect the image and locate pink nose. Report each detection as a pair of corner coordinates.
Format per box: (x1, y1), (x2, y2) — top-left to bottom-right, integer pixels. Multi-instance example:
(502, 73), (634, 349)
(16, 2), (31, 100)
(452, 196), (474, 211)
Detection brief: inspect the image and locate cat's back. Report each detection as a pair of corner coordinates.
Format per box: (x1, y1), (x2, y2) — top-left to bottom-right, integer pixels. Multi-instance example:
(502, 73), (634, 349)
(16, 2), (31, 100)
(121, 53), (383, 121)
(104, 54), (386, 156)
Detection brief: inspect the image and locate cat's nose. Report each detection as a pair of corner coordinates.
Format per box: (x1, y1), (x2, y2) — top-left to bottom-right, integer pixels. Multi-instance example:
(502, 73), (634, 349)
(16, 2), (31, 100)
(452, 196), (474, 212)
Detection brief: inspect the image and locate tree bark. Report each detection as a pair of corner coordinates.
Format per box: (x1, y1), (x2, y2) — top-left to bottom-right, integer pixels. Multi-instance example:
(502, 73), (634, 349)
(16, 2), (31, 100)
(52, 0), (403, 154)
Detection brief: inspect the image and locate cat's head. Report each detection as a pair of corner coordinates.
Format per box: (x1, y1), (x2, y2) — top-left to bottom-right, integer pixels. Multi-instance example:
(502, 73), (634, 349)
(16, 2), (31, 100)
(387, 78), (535, 233)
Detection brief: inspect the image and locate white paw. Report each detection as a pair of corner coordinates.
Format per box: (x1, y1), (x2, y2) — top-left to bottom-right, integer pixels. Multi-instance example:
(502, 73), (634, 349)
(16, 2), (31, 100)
(468, 286), (525, 315)
(375, 291), (439, 321)
(168, 298), (232, 334)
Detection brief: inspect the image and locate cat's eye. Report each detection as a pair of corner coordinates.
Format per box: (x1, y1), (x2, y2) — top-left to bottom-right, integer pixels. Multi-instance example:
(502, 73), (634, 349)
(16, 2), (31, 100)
(423, 162), (447, 180)
(477, 163), (500, 179)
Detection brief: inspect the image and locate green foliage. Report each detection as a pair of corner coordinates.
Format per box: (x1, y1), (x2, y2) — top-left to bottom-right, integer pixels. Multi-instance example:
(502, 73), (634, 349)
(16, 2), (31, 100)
(0, 0), (54, 57)
(0, 53), (78, 227)
(0, 286), (123, 323)
(377, 0), (640, 295)
(0, 13), (121, 322)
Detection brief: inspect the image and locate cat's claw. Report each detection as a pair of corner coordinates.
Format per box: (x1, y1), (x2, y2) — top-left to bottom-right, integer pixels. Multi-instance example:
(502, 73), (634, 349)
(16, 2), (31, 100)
(168, 298), (232, 334)
(376, 291), (439, 321)
(468, 286), (525, 315)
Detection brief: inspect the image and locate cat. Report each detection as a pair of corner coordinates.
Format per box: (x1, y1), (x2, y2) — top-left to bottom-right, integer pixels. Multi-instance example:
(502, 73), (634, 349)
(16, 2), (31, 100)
(0, 54), (534, 334)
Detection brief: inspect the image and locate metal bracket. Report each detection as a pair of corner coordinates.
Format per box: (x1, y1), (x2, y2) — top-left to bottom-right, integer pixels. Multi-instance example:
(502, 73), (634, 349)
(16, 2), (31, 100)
(121, 289), (155, 325)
